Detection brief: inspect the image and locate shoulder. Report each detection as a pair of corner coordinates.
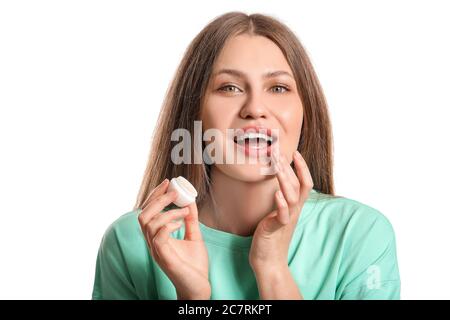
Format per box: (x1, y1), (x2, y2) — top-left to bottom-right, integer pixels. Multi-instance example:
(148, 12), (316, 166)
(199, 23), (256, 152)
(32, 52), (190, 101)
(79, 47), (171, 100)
(105, 209), (141, 236)
(313, 190), (395, 230)
(96, 209), (150, 277)
(306, 191), (396, 244)
(93, 210), (147, 300)
(310, 194), (401, 298)
(98, 209), (146, 258)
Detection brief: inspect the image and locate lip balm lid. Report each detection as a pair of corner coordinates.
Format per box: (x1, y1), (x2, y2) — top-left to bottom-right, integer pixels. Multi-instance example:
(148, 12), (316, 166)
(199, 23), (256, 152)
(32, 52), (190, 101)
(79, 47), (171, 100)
(169, 176), (197, 207)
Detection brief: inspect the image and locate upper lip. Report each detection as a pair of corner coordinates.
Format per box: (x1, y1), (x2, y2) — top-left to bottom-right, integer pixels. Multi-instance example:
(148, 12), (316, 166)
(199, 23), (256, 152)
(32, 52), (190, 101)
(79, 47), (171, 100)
(232, 125), (278, 144)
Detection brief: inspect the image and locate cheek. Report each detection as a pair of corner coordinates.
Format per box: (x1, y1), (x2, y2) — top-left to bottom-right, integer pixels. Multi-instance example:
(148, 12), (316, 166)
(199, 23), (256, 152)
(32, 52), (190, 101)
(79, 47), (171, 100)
(278, 102), (302, 128)
(276, 103), (303, 147)
(292, 106), (303, 130)
(201, 97), (237, 129)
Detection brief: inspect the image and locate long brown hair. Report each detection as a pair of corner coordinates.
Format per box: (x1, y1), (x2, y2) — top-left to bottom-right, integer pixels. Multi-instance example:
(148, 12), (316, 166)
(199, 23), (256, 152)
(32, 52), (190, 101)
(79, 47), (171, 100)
(133, 11), (337, 211)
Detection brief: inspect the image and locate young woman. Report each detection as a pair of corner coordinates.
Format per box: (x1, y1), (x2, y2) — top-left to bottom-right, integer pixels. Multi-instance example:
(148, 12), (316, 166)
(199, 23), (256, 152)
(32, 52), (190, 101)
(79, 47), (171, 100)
(92, 12), (400, 300)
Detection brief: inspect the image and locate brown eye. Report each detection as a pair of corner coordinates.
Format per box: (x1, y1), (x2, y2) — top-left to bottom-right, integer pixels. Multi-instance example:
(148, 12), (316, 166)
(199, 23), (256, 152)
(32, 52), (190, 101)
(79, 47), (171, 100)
(271, 85), (289, 93)
(219, 85), (242, 93)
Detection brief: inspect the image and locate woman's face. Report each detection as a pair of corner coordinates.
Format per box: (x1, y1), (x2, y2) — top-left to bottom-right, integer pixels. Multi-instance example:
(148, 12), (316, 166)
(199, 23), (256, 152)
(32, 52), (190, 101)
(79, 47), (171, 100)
(201, 34), (303, 182)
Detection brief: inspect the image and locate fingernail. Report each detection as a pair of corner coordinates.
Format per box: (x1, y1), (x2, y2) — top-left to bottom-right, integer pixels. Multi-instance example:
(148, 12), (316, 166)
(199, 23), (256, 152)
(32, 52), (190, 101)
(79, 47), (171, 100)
(169, 191), (178, 197)
(277, 163), (283, 172)
(279, 155), (285, 168)
(271, 155), (278, 167)
(274, 161), (282, 172)
(294, 151), (301, 159)
(273, 150), (280, 160)
(277, 191), (287, 206)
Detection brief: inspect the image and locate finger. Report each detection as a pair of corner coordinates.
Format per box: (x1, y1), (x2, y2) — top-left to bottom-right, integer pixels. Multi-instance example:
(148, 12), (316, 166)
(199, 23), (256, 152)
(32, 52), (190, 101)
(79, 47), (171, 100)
(184, 202), (203, 241)
(138, 191), (178, 227)
(284, 153), (302, 192)
(293, 151), (314, 202)
(145, 207), (190, 239)
(141, 179), (170, 210)
(275, 154), (299, 206)
(273, 149), (297, 187)
(261, 191), (290, 233)
(151, 221), (183, 263)
(275, 190), (290, 225)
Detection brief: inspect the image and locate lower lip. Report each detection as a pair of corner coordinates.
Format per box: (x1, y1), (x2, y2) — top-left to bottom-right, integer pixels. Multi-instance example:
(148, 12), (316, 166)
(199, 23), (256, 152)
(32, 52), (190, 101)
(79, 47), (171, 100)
(234, 139), (276, 158)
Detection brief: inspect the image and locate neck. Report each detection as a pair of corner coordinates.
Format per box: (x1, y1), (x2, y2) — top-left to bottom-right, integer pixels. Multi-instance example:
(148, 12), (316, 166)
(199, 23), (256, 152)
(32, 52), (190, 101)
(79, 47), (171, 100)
(198, 165), (279, 237)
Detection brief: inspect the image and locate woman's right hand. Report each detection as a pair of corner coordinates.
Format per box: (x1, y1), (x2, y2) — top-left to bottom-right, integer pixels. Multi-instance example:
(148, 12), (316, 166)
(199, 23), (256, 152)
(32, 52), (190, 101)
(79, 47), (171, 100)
(138, 179), (211, 300)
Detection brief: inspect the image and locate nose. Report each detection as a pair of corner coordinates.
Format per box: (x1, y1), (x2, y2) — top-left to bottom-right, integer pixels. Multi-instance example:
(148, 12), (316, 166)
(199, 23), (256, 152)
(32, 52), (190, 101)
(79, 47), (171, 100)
(239, 94), (268, 120)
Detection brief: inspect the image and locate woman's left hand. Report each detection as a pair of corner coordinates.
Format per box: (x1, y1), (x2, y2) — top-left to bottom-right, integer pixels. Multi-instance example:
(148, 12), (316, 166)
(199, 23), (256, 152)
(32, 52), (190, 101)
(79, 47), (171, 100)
(249, 150), (314, 273)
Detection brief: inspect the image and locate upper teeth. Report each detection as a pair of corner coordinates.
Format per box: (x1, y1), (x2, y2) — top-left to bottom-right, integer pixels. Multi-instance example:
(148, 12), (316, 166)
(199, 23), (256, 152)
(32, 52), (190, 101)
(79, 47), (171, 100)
(236, 132), (273, 143)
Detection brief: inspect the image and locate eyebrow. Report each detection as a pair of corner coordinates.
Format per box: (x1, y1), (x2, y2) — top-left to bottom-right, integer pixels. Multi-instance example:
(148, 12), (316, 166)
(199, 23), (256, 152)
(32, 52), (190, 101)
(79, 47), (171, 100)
(213, 68), (294, 79)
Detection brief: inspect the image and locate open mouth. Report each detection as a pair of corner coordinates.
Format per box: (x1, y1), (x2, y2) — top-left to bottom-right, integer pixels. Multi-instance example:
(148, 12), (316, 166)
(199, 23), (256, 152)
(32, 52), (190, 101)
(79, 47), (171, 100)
(232, 131), (278, 156)
(233, 133), (273, 147)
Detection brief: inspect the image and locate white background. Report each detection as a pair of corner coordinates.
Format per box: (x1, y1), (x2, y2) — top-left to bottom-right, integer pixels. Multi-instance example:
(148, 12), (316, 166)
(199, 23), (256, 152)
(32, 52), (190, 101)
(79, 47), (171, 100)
(1, 0), (449, 299)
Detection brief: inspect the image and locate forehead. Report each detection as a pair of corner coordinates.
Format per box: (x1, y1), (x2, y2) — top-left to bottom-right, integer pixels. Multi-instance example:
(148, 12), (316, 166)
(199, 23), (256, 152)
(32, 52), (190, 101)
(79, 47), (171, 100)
(212, 34), (292, 74)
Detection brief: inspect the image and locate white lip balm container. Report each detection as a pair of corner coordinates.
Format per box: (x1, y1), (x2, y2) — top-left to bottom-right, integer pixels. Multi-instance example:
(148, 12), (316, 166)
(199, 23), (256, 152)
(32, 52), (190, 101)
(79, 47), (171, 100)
(167, 176), (198, 207)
